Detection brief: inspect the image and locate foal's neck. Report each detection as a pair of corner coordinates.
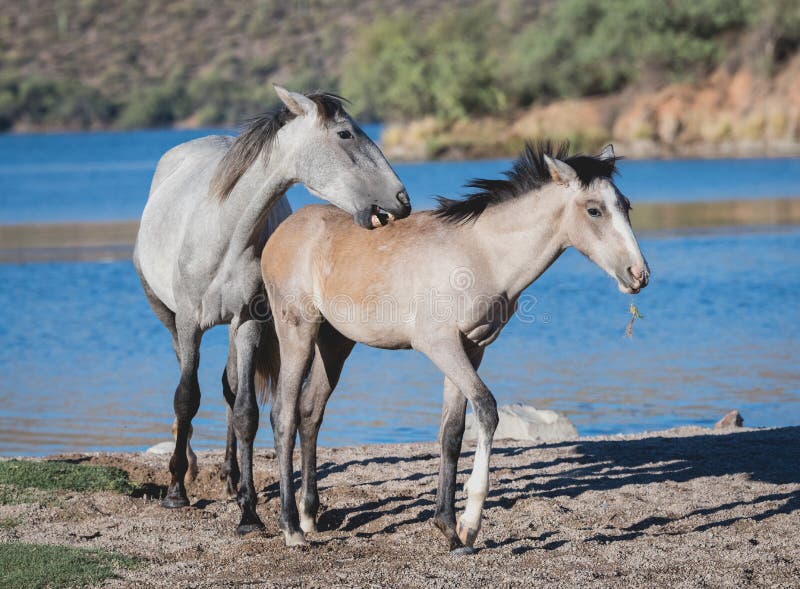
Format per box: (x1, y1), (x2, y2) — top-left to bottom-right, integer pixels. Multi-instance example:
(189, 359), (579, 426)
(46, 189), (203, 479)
(470, 185), (567, 299)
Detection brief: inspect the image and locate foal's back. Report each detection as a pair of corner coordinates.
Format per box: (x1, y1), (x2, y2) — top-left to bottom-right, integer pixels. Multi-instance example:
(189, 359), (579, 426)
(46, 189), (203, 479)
(262, 204), (456, 298)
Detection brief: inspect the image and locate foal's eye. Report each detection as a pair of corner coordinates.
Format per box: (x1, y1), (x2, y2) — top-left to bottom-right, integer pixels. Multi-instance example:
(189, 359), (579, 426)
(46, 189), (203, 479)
(337, 130), (353, 139)
(587, 208), (602, 218)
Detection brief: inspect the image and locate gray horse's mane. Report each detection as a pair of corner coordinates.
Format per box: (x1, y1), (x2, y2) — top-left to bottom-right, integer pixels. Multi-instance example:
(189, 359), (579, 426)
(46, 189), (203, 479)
(435, 141), (622, 224)
(211, 92), (348, 200)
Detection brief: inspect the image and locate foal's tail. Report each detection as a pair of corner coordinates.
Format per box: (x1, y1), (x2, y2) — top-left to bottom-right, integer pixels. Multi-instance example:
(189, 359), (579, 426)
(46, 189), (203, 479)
(254, 313), (281, 405)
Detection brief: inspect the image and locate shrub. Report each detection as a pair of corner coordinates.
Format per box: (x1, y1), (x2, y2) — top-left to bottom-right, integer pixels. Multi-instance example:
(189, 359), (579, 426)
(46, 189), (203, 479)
(504, 0), (755, 104)
(340, 8), (505, 121)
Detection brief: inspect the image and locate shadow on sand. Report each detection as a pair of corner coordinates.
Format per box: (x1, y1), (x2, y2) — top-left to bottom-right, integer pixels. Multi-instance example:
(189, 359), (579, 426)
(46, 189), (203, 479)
(285, 427), (799, 548)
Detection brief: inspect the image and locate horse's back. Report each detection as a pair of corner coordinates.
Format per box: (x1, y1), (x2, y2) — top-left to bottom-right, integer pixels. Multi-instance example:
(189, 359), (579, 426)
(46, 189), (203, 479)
(135, 134), (235, 310)
(148, 135), (234, 196)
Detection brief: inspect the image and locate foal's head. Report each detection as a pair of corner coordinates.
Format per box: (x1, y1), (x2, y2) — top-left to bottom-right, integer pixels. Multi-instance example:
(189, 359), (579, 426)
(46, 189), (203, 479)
(213, 85), (410, 229)
(435, 141), (650, 294)
(545, 145), (650, 293)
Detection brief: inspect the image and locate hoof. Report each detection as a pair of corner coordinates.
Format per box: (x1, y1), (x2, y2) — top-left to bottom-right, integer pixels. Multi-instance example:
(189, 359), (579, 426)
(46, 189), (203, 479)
(283, 530), (309, 547)
(237, 521), (266, 537)
(457, 518), (480, 548)
(161, 495), (190, 509)
(450, 546), (477, 556)
(299, 514), (317, 534)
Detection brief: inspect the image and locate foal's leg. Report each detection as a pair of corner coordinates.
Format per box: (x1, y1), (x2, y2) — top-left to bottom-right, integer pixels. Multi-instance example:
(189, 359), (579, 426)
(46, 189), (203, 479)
(297, 322), (355, 533)
(220, 328), (240, 499)
(423, 337), (498, 549)
(272, 315), (318, 546)
(163, 315), (202, 508)
(433, 346), (484, 552)
(231, 318), (266, 535)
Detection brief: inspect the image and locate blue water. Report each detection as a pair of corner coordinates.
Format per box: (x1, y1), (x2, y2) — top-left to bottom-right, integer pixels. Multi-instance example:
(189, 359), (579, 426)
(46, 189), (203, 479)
(0, 129), (798, 455)
(1, 128), (800, 224)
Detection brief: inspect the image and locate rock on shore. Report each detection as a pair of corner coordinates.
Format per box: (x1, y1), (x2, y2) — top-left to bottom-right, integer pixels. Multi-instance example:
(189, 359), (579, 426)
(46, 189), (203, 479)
(464, 403), (578, 442)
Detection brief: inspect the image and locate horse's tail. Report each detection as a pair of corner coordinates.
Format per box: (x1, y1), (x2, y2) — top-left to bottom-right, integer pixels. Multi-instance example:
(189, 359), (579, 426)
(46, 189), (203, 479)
(254, 312), (281, 405)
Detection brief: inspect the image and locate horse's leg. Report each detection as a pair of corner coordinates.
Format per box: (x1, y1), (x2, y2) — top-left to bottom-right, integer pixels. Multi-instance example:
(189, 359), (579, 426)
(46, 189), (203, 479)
(220, 327), (240, 499)
(272, 314), (318, 546)
(137, 271), (201, 489)
(297, 322), (355, 533)
(423, 337), (498, 550)
(171, 419), (198, 482)
(162, 314), (203, 508)
(231, 318), (265, 535)
(433, 346), (484, 552)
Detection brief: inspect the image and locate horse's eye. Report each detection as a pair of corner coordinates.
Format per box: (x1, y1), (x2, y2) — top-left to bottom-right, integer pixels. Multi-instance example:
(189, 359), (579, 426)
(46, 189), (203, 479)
(587, 208), (602, 218)
(337, 130), (353, 139)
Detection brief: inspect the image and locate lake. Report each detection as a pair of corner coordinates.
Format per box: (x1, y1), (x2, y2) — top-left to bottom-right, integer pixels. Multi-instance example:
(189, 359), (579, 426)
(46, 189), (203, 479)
(0, 129), (798, 456)
(3, 127), (800, 224)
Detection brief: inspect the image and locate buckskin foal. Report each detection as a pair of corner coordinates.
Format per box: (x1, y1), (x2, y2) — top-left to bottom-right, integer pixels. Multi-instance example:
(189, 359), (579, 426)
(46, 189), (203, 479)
(260, 142), (649, 551)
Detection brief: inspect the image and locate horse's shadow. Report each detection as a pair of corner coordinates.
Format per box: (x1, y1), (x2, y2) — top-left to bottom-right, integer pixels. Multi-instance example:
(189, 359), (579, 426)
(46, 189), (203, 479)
(283, 427), (800, 547)
(486, 426), (800, 505)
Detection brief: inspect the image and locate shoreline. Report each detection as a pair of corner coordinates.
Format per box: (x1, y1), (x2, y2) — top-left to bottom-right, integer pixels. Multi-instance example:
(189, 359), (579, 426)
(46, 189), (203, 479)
(2, 425), (798, 587)
(2, 198), (799, 263)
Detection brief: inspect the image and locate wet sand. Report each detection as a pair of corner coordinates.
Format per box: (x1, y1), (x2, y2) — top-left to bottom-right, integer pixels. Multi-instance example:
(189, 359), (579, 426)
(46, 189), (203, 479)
(2, 197), (799, 262)
(2, 425), (798, 587)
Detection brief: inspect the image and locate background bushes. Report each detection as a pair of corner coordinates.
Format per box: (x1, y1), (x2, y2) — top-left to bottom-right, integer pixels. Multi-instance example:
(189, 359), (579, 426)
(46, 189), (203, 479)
(0, 0), (795, 130)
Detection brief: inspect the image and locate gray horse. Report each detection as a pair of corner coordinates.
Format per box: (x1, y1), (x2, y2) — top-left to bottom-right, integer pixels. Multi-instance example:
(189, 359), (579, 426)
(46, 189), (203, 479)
(133, 85), (410, 535)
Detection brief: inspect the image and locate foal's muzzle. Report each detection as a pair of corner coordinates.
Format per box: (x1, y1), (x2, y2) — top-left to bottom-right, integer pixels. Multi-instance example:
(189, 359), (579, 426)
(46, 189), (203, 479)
(620, 263), (650, 294)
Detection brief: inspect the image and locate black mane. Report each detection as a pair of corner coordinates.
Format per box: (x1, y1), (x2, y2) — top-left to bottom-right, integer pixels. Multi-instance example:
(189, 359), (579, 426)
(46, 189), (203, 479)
(212, 92), (348, 199)
(434, 141), (620, 224)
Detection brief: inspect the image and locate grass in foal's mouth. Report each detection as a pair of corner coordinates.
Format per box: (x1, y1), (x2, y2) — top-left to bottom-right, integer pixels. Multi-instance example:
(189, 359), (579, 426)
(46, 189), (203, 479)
(0, 543), (137, 589)
(0, 460), (134, 504)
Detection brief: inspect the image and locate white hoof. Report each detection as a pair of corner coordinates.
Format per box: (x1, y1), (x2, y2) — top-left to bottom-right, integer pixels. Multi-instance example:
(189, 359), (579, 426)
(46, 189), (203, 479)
(299, 513), (317, 534)
(457, 516), (480, 548)
(283, 530), (309, 547)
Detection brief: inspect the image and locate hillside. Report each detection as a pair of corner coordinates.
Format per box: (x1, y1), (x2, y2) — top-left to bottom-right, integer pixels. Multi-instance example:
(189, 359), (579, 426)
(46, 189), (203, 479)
(1, 0), (799, 160)
(0, 0), (523, 131)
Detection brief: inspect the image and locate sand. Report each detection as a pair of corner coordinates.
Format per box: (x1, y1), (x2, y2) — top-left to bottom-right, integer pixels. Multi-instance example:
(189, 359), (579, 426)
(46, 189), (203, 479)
(2, 425), (798, 588)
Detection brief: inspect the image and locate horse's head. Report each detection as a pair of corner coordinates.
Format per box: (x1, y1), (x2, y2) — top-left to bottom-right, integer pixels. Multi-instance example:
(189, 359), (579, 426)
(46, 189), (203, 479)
(548, 145), (650, 294)
(273, 85), (410, 228)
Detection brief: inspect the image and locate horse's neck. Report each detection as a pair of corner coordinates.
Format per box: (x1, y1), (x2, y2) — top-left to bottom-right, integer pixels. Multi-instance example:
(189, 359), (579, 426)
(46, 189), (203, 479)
(471, 187), (567, 299)
(221, 153), (293, 259)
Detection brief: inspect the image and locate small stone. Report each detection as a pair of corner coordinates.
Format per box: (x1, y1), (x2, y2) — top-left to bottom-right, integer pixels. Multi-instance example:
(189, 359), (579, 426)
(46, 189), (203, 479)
(714, 410), (743, 429)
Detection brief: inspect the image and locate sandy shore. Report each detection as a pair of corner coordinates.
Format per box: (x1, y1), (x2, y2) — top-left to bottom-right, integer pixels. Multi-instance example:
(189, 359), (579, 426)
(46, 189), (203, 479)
(2, 425), (799, 587)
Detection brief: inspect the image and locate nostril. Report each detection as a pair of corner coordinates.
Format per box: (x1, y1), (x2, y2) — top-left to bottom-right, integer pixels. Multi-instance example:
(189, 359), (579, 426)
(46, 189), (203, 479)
(628, 265), (642, 281)
(396, 190), (409, 206)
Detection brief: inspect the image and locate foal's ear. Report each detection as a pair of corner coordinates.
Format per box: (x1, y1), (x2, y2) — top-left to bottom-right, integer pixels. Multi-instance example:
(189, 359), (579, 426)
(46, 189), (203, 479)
(599, 144), (615, 160)
(543, 154), (578, 185)
(273, 84), (317, 117)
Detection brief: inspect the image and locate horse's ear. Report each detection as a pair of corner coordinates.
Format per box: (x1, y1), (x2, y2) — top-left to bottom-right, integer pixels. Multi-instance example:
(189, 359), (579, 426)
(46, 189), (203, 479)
(543, 154), (578, 185)
(273, 84), (316, 117)
(599, 144), (615, 160)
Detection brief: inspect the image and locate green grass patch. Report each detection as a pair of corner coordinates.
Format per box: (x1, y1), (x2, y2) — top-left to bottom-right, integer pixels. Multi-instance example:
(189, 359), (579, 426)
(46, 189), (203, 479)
(0, 484), (55, 506)
(0, 460), (134, 495)
(0, 542), (136, 588)
(0, 516), (21, 529)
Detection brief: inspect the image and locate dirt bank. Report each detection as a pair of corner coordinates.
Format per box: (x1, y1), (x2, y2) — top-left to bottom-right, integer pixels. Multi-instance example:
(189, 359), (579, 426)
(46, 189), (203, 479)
(2, 426), (799, 587)
(382, 56), (800, 161)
